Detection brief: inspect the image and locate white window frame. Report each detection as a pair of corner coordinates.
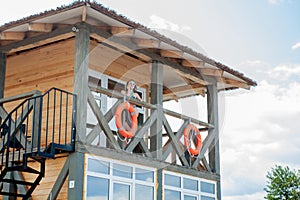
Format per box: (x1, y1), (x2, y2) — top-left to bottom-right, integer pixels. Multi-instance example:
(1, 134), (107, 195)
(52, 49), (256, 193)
(85, 155), (156, 200)
(163, 171), (217, 200)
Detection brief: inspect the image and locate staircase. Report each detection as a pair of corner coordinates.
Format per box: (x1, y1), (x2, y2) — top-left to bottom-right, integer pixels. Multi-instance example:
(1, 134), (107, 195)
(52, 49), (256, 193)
(0, 88), (77, 199)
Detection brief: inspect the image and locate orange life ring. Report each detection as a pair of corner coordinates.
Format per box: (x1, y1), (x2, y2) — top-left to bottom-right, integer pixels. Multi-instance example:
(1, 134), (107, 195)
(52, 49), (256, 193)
(115, 102), (138, 139)
(184, 124), (202, 156)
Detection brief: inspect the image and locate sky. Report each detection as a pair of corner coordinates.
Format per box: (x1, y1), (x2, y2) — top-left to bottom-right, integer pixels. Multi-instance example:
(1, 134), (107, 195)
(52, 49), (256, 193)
(1, 0), (300, 199)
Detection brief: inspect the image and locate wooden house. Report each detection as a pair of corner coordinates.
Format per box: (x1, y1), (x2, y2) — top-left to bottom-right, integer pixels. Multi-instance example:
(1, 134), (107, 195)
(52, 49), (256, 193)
(0, 1), (256, 200)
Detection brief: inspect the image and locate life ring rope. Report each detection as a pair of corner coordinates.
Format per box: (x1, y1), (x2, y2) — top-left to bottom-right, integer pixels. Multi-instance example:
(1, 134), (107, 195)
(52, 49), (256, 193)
(115, 102), (138, 139)
(184, 124), (202, 156)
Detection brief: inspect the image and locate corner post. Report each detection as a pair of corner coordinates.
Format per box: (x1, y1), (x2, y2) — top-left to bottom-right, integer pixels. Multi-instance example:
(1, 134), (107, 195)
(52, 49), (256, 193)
(150, 60), (163, 200)
(207, 83), (221, 200)
(68, 152), (85, 200)
(73, 23), (90, 143)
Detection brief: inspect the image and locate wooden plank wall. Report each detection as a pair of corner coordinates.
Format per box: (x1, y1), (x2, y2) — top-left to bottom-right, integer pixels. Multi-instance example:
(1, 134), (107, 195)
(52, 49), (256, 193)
(2, 38), (75, 199)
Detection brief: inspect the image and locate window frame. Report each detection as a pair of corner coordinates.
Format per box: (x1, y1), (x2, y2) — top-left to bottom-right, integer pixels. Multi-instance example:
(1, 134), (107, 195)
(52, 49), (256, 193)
(85, 155), (156, 200)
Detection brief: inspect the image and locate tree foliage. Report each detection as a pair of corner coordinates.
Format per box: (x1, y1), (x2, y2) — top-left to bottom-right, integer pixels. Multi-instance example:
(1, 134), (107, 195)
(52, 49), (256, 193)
(264, 165), (300, 200)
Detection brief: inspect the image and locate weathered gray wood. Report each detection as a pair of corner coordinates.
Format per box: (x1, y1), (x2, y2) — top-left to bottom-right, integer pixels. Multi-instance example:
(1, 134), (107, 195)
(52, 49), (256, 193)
(86, 99), (122, 144)
(162, 114), (189, 166)
(74, 22), (90, 143)
(201, 157), (212, 172)
(150, 61), (163, 160)
(77, 142), (220, 181)
(0, 53), (6, 100)
(125, 110), (157, 152)
(48, 157), (70, 200)
(162, 120), (189, 161)
(0, 101), (33, 152)
(89, 84), (213, 128)
(207, 83), (221, 200)
(138, 139), (153, 158)
(68, 152), (84, 200)
(87, 91), (121, 150)
(0, 90), (41, 104)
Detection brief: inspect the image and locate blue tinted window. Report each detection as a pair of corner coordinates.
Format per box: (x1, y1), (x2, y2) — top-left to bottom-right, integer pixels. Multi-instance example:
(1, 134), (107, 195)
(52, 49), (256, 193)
(113, 163), (132, 179)
(183, 177), (198, 191)
(88, 158), (109, 174)
(113, 183), (130, 200)
(136, 168), (154, 182)
(201, 181), (215, 194)
(164, 189), (180, 200)
(184, 195), (197, 200)
(135, 184), (154, 200)
(201, 196), (215, 200)
(165, 174), (181, 187)
(87, 176), (109, 200)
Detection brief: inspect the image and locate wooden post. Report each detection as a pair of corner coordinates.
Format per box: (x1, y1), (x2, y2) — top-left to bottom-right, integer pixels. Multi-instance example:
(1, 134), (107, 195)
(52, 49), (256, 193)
(73, 23), (90, 143)
(207, 83), (221, 200)
(68, 152), (85, 200)
(150, 60), (163, 200)
(0, 52), (6, 99)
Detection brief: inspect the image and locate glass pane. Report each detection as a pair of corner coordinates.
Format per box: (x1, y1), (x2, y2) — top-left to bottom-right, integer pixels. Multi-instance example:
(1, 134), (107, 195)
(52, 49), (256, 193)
(164, 189), (180, 200)
(88, 159), (109, 174)
(201, 196), (215, 200)
(135, 184), (154, 200)
(184, 194), (197, 200)
(113, 163), (133, 179)
(183, 177), (198, 191)
(86, 176), (109, 200)
(164, 174), (181, 187)
(136, 168), (154, 182)
(201, 181), (215, 194)
(113, 182), (130, 200)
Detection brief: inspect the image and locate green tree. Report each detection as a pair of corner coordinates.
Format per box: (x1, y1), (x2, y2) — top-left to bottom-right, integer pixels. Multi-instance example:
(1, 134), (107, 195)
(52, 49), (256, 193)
(264, 165), (300, 200)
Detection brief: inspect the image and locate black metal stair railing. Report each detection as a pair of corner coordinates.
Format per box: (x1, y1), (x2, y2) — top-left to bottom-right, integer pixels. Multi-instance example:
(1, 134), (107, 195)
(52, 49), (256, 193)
(0, 87), (76, 198)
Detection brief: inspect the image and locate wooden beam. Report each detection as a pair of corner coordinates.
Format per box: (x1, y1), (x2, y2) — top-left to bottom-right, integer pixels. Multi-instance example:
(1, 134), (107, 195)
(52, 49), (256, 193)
(160, 49), (183, 58)
(163, 84), (206, 95)
(0, 90), (41, 104)
(220, 77), (250, 89)
(0, 26), (74, 53)
(182, 60), (205, 68)
(162, 114), (189, 166)
(110, 27), (134, 36)
(82, 5), (87, 22)
(90, 25), (209, 86)
(0, 32), (25, 41)
(125, 110), (157, 153)
(68, 152), (84, 200)
(28, 23), (53, 32)
(198, 68), (223, 77)
(133, 38), (160, 48)
(87, 90), (121, 150)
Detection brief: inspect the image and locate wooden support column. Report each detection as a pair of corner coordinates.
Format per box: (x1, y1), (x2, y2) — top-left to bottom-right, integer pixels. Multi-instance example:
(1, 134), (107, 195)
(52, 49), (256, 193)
(0, 52), (6, 99)
(68, 152), (85, 200)
(207, 83), (221, 200)
(150, 60), (163, 200)
(74, 23), (90, 143)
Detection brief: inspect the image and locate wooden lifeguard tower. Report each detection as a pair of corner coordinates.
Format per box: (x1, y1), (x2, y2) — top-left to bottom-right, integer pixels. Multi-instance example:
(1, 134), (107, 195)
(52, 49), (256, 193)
(0, 1), (256, 200)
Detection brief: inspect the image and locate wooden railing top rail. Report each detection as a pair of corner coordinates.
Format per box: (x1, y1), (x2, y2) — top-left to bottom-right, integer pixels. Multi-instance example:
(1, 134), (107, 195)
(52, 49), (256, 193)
(89, 84), (214, 128)
(0, 90), (41, 104)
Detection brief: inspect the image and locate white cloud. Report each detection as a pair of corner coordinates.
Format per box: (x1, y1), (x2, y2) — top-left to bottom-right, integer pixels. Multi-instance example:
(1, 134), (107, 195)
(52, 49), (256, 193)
(221, 61), (300, 198)
(268, 0), (283, 5)
(292, 42), (300, 50)
(148, 15), (191, 33)
(223, 192), (265, 200)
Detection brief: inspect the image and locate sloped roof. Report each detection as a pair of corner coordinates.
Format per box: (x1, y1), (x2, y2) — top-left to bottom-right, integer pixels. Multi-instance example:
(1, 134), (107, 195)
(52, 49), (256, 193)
(0, 1), (256, 89)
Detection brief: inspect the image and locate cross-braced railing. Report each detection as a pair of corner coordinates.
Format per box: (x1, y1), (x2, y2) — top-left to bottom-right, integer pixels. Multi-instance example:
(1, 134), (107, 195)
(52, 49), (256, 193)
(87, 85), (217, 172)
